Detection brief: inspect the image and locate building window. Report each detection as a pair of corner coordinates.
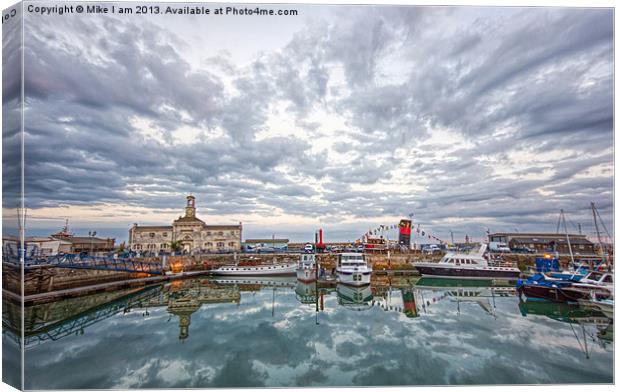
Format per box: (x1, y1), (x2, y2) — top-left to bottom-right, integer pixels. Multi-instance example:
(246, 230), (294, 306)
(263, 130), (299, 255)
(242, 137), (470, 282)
(163, 233), (168, 237)
(217, 242), (224, 247)
(228, 242), (235, 247)
(218, 231), (224, 236)
(149, 233), (155, 238)
(206, 231), (211, 236)
(206, 242), (213, 247)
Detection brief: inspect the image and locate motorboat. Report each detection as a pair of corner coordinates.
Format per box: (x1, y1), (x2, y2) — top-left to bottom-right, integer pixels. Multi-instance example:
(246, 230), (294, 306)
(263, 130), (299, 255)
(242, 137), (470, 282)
(209, 261), (296, 276)
(516, 271), (613, 303)
(296, 253), (317, 283)
(413, 244), (521, 280)
(336, 252), (372, 286)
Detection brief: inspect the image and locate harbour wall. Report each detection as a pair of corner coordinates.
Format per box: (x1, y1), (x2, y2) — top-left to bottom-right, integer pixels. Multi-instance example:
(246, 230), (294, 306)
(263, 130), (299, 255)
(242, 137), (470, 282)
(2, 252), (581, 300)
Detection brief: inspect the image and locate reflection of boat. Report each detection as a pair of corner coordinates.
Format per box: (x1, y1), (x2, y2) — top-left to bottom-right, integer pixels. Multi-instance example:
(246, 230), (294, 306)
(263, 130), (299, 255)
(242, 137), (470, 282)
(416, 277), (514, 289)
(210, 261), (296, 276)
(518, 298), (611, 358)
(336, 253), (372, 286)
(518, 300), (598, 322)
(414, 277), (515, 316)
(212, 276), (297, 288)
(296, 253), (317, 283)
(336, 284), (373, 311)
(578, 292), (614, 319)
(295, 281), (317, 304)
(413, 244), (521, 280)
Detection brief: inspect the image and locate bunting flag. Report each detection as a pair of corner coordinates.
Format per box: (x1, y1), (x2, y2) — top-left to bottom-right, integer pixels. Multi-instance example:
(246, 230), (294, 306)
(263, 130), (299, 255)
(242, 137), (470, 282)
(356, 219), (446, 244)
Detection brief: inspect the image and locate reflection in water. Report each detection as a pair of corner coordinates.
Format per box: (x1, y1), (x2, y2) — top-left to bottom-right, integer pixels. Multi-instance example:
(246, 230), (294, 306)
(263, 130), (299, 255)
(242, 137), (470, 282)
(336, 284), (373, 311)
(518, 299), (614, 357)
(6, 276), (613, 389)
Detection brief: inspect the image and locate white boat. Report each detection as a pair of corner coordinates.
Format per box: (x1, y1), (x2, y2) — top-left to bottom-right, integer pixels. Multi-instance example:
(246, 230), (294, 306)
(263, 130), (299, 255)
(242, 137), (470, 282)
(336, 252), (372, 286)
(296, 253), (317, 283)
(210, 261), (296, 276)
(413, 244), (521, 280)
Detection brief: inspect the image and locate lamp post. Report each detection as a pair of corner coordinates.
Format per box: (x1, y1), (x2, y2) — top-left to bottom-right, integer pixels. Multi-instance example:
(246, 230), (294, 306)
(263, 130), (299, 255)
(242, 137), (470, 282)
(88, 230), (97, 256)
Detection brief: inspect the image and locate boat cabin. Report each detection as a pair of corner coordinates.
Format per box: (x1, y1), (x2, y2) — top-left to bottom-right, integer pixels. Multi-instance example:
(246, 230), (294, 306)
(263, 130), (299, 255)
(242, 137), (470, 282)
(338, 253), (366, 267)
(439, 251), (487, 267)
(441, 257), (481, 266)
(582, 271), (613, 285)
(299, 253), (316, 266)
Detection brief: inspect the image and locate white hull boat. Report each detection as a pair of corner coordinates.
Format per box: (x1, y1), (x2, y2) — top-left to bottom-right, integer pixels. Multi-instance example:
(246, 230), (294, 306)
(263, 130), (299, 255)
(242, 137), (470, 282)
(296, 253), (317, 283)
(336, 252), (372, 286)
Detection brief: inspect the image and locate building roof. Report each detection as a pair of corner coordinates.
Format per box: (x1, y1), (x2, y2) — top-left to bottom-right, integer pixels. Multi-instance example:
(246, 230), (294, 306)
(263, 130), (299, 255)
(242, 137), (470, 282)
(173, 216), (206, 224)
(245, 239), (289, 244)
(25, 236), (72, 243)
(132, 225), (173, 231)
(61, 236), (115, 244)
(205, 225), (242, 230)
(490, 232), (588, 239)
(511, 237), (594, 245)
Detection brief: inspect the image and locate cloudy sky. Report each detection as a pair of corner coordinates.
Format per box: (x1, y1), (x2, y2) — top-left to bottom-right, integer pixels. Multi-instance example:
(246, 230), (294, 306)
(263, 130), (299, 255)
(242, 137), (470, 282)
(2, 3), (614, 243)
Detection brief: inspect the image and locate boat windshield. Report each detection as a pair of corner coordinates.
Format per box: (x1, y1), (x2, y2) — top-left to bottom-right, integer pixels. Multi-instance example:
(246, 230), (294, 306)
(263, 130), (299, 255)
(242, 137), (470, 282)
(586, 271), (605, 281)
(341, 255), (364, 261)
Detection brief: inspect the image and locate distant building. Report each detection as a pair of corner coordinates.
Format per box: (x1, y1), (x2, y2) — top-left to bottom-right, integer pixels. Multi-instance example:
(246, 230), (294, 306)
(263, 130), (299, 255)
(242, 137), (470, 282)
(26, 236), (73, 256)
(488, 232), (595, 255)
(129, 195), (242, 254)
(60, 236), (116, 254)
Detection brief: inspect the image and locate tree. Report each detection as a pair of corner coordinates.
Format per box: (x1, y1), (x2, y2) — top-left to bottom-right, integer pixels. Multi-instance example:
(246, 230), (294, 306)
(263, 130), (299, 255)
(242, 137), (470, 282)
(170, 241), (182, 253)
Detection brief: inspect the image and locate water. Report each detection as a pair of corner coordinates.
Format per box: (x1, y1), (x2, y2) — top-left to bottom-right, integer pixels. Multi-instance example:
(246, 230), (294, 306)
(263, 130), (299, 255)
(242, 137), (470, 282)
(4, 276), (613, 389)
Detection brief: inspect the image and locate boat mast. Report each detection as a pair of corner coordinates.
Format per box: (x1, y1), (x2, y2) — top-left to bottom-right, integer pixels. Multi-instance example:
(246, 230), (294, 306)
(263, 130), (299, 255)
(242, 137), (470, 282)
(591, 202), (607, 265)
(560, 209), (575, 265)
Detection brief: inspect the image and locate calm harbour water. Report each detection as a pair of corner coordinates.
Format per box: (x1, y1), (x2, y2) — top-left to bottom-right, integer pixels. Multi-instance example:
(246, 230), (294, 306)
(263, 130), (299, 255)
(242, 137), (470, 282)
(4, 276), (614, 389)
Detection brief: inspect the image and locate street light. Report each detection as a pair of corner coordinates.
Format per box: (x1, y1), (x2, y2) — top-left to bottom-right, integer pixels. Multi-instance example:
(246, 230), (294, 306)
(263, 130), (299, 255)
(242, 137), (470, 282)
(88, 230), (97, 256)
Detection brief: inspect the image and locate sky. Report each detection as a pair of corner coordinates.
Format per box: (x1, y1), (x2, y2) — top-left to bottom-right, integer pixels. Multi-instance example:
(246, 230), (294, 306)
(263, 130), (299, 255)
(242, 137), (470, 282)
(1, 2), (614, 243)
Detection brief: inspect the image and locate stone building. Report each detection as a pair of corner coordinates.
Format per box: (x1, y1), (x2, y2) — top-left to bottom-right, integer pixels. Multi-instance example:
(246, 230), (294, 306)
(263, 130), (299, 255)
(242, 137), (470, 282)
(129, 195), (242, 254)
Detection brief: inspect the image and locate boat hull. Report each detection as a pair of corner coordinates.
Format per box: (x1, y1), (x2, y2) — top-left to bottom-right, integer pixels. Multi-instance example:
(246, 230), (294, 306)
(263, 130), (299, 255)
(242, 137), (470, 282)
(518, 284), (574, 302)
(337, 270), (371, 286)
(210, 263), (296, 276)
(296, 267), (317, 283)
(415, 265), (521, 280)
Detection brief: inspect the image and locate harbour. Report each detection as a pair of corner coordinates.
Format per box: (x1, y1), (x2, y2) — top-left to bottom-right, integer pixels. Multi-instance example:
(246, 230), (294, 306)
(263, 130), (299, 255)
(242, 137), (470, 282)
(2, 275), (613, 388)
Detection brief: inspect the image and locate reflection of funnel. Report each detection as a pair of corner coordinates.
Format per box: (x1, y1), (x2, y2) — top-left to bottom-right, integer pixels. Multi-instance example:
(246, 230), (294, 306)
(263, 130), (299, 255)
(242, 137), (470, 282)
(337, 284), (373, 311)
(402, 289), (419, 318)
